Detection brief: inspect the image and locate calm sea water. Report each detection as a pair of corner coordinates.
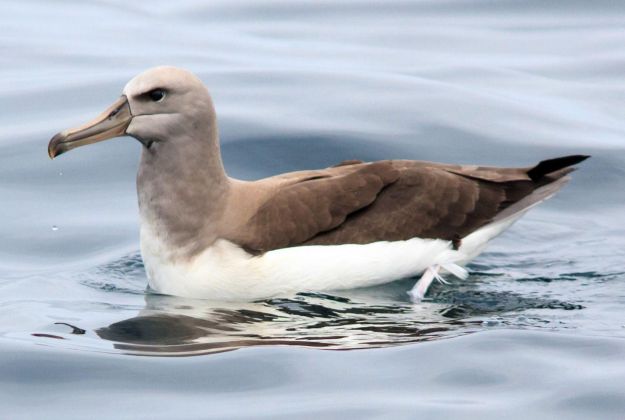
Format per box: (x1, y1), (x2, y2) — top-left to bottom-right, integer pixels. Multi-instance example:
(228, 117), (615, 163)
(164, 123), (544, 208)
(1, 1), (625, 418)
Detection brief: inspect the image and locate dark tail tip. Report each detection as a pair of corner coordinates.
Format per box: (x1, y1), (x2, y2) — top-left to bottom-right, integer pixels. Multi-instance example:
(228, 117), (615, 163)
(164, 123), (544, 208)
(527, 154), (590, 181)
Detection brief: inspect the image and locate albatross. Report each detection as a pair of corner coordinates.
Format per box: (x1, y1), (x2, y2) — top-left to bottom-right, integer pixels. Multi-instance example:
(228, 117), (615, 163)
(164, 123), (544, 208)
(48, 66), (588, 301)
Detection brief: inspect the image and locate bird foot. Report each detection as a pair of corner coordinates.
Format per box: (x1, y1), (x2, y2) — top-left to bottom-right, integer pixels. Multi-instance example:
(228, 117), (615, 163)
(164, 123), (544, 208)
(408, 263), (468, 302)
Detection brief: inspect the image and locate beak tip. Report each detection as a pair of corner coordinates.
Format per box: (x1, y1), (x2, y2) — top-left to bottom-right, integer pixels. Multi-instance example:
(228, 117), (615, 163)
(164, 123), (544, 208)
(48, 132), (63, 159)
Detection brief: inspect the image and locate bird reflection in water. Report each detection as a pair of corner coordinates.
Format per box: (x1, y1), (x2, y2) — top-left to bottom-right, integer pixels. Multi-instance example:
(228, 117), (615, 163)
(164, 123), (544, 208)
(93, 275), (582, 356)
(95, 290), (470, 356)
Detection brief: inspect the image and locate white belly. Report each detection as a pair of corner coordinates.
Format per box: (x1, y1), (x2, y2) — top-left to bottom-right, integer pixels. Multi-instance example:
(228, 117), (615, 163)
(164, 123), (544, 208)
(142, 233), (455, 301)
(140, 212), (523, 301)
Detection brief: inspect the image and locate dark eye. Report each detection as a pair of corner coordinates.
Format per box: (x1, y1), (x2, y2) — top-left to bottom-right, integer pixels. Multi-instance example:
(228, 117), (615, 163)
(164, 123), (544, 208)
(148, 89), (166, 102)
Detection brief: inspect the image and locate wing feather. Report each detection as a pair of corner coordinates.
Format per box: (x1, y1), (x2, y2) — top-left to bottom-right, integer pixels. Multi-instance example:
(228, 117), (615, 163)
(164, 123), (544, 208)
(229, 155), (587, 251)
(233, 161), (399, 252)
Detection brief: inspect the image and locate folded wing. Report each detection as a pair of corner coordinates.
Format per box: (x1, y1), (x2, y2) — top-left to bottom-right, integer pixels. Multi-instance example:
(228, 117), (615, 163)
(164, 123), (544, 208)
(229, 155), (588, 252)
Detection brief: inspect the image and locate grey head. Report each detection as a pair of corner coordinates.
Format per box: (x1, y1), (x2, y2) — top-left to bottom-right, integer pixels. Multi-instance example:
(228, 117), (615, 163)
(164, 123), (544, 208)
(48, 66), (230, 256)
(48, 66), (221, 161)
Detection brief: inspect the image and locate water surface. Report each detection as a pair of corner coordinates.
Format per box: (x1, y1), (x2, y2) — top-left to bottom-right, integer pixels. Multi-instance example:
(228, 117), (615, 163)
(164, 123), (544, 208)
(1, 1), (624, 418)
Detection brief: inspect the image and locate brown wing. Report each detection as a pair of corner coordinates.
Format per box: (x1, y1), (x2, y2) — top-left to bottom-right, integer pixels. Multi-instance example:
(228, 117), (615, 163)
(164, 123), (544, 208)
(231, 161), (400, 253)
(305, 155), (589, 246)
(227, 155), (587, 251)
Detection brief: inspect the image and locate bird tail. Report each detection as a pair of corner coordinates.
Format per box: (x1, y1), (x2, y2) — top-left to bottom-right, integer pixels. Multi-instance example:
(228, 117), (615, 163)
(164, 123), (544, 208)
(493, 154), (590, 222)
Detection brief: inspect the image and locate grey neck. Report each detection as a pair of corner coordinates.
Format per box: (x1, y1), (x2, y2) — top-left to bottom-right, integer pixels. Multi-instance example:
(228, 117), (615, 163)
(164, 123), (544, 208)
(136, 120), (229, 258)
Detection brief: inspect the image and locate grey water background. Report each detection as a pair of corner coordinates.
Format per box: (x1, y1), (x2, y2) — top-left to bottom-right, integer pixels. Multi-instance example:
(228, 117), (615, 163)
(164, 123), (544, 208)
(1, 0), (625, 418)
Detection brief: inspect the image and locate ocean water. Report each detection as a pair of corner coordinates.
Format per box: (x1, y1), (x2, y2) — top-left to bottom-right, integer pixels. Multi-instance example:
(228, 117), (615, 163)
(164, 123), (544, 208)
(1, 0), (625, 418)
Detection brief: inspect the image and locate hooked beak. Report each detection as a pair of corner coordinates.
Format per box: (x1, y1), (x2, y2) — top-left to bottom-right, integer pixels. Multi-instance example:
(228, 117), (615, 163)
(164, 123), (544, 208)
(48, 96), (132, 159)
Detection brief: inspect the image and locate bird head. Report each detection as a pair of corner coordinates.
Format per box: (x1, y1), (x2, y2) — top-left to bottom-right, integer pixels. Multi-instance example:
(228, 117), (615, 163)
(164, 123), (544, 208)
(48, 66), (216, 158)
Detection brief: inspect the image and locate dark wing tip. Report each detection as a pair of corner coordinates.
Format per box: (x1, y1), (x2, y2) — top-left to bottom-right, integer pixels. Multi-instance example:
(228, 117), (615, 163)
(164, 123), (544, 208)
(527, 154), (590, 181)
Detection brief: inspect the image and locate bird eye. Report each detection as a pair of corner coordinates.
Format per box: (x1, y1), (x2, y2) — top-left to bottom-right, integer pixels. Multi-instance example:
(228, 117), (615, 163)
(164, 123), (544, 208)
(148, 89), (166, 102)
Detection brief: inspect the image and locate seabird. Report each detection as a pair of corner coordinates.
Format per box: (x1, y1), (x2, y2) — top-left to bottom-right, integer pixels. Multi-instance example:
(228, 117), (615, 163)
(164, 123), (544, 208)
(48, 66), (588, 301)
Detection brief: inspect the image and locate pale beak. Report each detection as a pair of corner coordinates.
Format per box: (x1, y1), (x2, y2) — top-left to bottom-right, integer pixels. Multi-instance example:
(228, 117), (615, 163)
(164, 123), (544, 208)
(48, 96), (132, 159)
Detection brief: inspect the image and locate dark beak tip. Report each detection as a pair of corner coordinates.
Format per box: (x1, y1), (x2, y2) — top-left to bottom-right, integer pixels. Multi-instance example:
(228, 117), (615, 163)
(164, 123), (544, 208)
(48, 132), (65, 159)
